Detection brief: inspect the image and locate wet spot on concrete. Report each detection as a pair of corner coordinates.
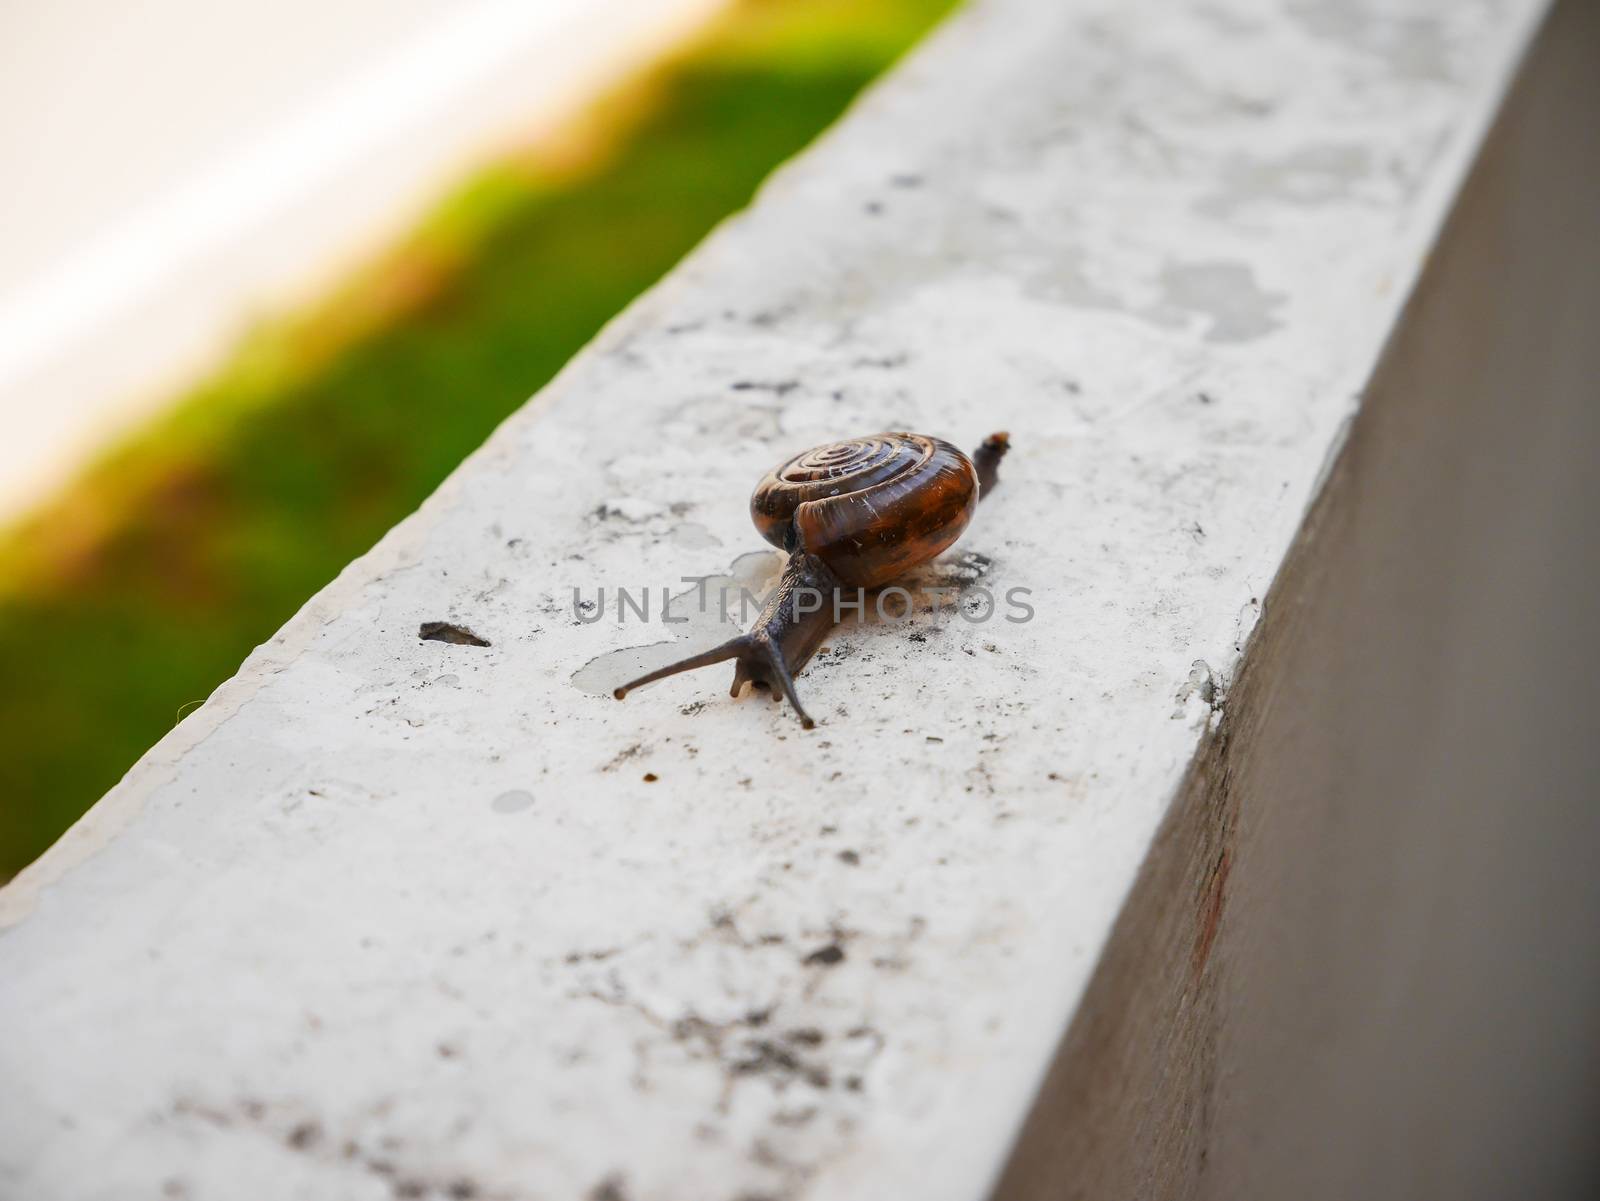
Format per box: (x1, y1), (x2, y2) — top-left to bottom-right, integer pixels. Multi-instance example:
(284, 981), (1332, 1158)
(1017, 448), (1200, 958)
(670, 521), (722, 550)
(491, 790), (535, 815)
(569, 551), (783, 698)
(1156, 260), (1284, 343)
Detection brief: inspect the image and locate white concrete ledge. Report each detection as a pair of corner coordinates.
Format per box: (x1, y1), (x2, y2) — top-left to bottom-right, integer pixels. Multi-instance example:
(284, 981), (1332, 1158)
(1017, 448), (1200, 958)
(2, 0), (1583, 1198)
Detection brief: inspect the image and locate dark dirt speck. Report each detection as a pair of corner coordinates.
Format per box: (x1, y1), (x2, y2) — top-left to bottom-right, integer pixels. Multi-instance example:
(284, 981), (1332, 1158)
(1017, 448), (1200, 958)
(730, 379), (798, 396)
(733, 1040), (800, 1075)
(419, 622), (490, 647)
(803, 944), (846, 967)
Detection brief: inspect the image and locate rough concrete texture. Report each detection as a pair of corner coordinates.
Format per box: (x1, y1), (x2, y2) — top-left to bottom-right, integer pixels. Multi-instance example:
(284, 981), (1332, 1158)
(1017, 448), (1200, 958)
(0, 0), (1546, 1198)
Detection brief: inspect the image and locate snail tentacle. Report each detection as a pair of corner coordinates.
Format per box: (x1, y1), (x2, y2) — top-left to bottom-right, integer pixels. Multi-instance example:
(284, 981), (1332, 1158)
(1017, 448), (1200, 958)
(756, 634), (815, 730)
(611, 636), (751, 700)
(974, 431), (1009, 497)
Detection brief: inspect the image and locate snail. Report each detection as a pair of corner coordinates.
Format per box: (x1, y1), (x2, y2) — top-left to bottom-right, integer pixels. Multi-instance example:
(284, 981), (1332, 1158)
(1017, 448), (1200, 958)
(613, 430), (1009, 728)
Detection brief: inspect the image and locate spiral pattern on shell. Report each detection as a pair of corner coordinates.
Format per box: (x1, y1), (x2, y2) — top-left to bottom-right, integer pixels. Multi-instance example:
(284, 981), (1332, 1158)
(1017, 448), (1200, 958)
(750, 432), (979, 588)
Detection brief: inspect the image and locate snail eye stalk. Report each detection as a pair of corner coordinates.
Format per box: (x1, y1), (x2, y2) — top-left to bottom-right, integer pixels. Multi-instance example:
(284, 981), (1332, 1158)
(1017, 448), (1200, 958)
(612, 636), (751, 700)
(974, 431), (1009, 497)
(755, 636), (814, 730)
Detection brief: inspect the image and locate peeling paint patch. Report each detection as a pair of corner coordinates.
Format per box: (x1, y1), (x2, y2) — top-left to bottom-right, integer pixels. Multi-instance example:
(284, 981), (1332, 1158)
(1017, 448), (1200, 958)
(1285, 1), (1459, 83)
(1196, 144), (1373, 220)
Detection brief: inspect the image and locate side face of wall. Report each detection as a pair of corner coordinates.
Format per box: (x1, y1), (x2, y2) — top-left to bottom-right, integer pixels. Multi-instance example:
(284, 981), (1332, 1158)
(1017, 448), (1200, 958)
(992, 4), (1600, 1197)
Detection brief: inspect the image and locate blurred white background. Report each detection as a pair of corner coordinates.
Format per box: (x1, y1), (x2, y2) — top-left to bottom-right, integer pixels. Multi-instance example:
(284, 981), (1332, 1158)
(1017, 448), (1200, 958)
(0, 0), (724, 520)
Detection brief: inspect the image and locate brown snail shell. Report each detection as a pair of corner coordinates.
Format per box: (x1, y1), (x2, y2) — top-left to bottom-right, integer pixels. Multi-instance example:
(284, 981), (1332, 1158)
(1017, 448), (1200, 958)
(749, 433), (979, 588)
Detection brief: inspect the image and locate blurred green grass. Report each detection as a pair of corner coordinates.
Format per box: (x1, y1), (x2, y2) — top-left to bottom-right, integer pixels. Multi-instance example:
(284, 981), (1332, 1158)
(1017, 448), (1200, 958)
(0, 0), (958, 880)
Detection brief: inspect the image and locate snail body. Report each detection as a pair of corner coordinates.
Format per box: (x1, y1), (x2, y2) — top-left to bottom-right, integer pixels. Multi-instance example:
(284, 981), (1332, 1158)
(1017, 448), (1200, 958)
(614, 430), (1009, 728)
